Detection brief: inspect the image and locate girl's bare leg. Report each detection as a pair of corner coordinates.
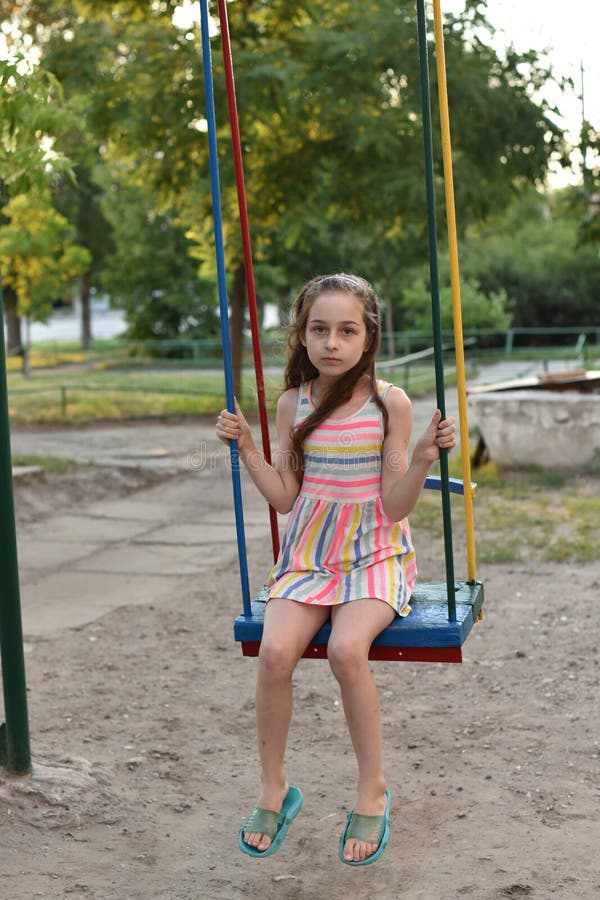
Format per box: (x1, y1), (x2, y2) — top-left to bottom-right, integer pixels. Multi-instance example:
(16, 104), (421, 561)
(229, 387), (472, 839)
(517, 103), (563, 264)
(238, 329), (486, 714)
(244, 598), (330, 851)
(328, 599), (396, 863)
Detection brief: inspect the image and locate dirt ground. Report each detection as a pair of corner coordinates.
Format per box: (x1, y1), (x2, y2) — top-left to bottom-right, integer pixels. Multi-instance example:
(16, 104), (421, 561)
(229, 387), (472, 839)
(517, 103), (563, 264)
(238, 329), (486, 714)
(1, 416), (599, 900)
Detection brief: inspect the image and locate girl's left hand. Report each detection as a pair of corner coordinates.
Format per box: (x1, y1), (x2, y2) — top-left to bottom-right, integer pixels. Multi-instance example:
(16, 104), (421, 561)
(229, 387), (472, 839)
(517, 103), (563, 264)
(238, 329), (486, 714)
(434, 410), (456, 451)
(215, 399), (252, 450)
(413, 409), (456, 464)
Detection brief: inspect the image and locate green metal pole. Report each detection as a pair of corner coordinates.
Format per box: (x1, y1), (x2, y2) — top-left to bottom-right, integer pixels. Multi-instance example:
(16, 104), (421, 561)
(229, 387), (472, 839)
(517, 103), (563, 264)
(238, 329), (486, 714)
(416, 0), (456, 621)
(0, 270), (31, 773)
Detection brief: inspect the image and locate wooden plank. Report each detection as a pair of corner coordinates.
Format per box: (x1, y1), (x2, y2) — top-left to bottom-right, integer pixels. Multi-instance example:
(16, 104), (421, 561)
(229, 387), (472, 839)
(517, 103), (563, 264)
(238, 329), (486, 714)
(234, 582), (484, 663)
(241, 641), (463, 663)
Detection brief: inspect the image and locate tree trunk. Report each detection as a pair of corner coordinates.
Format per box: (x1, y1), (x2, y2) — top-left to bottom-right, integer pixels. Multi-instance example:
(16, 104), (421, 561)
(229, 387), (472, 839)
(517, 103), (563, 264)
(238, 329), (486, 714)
(22, 317), (30, 378)
(229, 261), (246, 402)
(381, 253), (396, 360)
(80, 271), (92, 350)
(3, 287), (22, 357)
(384, 294), (395, 360)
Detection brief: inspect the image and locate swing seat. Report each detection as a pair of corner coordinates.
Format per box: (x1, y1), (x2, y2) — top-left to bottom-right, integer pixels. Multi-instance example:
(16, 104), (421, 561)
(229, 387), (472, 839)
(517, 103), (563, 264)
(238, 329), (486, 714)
(234, 580), (484, 664)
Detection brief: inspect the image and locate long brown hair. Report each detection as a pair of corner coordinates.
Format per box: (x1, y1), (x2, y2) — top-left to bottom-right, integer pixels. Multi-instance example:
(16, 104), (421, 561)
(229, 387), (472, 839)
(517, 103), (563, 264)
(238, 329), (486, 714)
(284, 273), (388, 467)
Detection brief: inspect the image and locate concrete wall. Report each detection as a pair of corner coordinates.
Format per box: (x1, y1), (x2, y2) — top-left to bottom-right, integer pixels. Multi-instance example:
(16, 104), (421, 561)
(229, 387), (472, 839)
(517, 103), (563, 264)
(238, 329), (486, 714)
(468, 390), (600, 469)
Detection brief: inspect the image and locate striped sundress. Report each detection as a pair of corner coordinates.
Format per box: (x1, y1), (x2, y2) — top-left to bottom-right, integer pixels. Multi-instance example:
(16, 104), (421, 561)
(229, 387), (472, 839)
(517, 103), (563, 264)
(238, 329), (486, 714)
(266, 379), (416, 616)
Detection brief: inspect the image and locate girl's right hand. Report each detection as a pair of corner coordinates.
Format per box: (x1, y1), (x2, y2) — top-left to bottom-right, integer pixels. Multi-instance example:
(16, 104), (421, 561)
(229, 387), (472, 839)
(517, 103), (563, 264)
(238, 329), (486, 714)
(215, 400), (252, 450)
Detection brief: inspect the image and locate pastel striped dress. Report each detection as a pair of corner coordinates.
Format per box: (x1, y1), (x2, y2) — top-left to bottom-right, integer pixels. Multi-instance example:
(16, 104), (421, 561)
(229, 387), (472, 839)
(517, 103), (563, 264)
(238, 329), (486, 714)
(266, 380), (416, 616)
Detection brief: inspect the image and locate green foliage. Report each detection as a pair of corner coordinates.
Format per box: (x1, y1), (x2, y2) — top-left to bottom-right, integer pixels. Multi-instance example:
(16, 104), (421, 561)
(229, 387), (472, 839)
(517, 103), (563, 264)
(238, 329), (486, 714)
(6, 0), (582, 347)
(213, 0), (567, 301)
(411, 464), (600, 567)
(52, 164), (115, 285)
(570, 121), (600, 246)
(0, 193), (91, 322)
(460, 189), (600, 327)
(48, 0), (565, 307)
(0, 55), (74, 194)
(400, 273), (512, 333)
(99, 184), (219, 340)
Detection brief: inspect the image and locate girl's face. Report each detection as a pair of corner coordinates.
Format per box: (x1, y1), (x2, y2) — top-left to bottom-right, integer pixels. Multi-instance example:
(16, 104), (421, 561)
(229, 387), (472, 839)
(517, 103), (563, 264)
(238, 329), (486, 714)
(301, 291), (369, 377)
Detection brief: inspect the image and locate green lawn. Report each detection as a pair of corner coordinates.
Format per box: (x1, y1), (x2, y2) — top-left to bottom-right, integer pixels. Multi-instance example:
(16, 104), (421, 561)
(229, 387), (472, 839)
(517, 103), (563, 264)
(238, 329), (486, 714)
(6, 369), (285, 424)
(411, 461), (600, 567)
(6, 363), (443, 424)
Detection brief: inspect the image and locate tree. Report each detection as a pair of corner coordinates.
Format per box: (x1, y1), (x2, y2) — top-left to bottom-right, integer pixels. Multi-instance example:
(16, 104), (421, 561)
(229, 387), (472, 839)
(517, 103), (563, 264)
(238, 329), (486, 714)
(458, 189), (600, 329)
(18, 12), (120, 349)
(0, 54), (75, 354)
(575, 121), (600, 246)
(27, 2), (217, 354)
(0, 193), (91, 372)
(99, 181), (218, 341)
(0, 57), (72, 195)
(400, 272), (511, 334)
(52, 160), (115, 350)
(213, 0), (566, 363)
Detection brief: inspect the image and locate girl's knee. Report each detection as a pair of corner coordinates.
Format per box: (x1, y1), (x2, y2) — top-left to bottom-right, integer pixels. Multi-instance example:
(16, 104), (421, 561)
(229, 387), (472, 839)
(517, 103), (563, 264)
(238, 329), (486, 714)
(258, 638), (298, 679)
(327, 636), (369, 682)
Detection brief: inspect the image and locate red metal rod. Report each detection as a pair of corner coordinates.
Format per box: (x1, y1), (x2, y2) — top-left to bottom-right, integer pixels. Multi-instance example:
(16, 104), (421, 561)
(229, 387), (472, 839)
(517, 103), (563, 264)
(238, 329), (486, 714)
(216, 0), (279, 561)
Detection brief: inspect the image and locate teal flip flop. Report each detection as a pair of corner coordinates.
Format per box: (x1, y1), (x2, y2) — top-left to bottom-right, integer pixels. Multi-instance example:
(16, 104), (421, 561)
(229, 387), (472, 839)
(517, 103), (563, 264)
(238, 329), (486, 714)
(339, 789), (391, 866)
(239, 786), (303, 858)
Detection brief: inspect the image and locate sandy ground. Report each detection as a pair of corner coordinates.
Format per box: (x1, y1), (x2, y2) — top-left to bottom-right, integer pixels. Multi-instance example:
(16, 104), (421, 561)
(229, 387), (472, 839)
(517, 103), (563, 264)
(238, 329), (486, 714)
(1, 394), (599, 899)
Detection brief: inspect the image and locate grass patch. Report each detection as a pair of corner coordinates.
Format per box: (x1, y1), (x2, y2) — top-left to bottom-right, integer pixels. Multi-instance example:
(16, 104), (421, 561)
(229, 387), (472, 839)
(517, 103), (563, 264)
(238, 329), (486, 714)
(409, 492), (445, 539)
(6, 348), (91, 373)
(542, 495), (600, 564)
(418, 465), (600, 567)
(7, 369), (284, 424)
(11, 454), (77, 474)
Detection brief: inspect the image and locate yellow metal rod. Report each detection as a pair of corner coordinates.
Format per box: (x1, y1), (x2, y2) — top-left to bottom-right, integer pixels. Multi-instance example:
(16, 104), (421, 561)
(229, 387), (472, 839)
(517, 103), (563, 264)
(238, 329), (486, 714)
(432, 0), (477, 582)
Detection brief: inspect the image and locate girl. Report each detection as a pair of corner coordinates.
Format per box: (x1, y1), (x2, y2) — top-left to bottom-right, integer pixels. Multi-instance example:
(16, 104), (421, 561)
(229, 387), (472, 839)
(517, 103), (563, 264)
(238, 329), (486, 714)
(216, 273), (455, 866)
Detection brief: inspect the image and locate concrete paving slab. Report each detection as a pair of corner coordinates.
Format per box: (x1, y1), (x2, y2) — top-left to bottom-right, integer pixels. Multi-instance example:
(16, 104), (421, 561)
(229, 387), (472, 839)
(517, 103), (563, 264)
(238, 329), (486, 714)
(17, 539), (103, 571)
(83, 498), (176, 521)
(116, 471), (228, 506)
(133, 522), (269, 545)
(24, 514), (154, 544)
(10, 422), (225, 473)
(70, 541), (233, 576)
(20, 572), (193, 637)
(197, 506), (283, 527)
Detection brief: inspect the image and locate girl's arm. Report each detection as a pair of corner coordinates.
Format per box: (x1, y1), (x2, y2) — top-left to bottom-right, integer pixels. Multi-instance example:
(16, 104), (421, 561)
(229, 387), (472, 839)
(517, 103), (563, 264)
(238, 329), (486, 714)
(380, 386), (456, 522)
(215, 389), (302, 515)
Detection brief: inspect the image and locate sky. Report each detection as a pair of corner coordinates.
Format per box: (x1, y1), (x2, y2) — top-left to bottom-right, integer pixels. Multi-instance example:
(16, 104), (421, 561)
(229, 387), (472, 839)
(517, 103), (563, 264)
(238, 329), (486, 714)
(444, 0), (600, 184)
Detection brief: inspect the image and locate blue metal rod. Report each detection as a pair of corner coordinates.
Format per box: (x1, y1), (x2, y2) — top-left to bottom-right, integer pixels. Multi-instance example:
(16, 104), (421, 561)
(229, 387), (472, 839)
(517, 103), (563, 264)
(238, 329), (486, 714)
(198, 0), (251, 615)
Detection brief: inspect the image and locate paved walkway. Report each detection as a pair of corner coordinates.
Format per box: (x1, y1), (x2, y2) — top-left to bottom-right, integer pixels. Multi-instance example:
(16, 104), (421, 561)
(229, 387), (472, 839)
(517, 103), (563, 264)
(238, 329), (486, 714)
(14, 468), (272, 639)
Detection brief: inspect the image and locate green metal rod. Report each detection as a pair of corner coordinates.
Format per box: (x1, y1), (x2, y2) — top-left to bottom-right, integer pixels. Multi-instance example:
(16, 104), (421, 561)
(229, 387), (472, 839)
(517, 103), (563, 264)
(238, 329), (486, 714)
(0, 270), (31, 773)
(416, 0), (456, 622)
